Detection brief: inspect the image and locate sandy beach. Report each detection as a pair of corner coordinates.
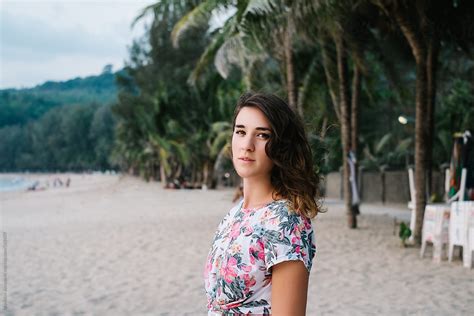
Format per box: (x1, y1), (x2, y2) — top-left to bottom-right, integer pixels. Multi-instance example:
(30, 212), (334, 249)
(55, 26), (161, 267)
(1, 173), (473, 315)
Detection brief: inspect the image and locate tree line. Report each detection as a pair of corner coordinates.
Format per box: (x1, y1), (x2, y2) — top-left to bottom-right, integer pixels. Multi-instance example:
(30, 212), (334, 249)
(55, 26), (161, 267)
(113, 0), (473, 241)
(1, 0), (473, 242)
(0, 69), (117, 171)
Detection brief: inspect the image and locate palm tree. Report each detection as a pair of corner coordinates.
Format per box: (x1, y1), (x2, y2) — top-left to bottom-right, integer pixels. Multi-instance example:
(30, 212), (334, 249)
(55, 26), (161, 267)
(291, 0), (374, 228)
(372, 0), (474, 243)
(164, 0), (306, 116)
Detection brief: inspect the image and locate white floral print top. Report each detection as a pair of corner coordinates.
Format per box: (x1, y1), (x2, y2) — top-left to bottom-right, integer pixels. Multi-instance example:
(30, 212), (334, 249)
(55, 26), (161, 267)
(204, 199), (316, 315)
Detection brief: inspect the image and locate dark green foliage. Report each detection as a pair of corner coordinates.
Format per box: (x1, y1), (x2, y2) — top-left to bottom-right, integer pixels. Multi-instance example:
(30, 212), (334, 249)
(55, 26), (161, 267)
(113, 1), (241, 184)
(0, 71), (118, 128)
(0, 103), (116, 172)
(0, 70), (119, 171)
(399, 222), (412, 246)
(2, 0), (473, 178)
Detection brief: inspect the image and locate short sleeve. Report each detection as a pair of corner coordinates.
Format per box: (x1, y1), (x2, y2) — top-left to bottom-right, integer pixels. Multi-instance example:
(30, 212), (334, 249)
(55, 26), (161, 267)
(262, 202), (316, 273)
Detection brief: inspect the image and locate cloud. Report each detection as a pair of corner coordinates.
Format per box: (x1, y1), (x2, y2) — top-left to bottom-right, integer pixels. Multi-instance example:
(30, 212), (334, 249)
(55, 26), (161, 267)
(0, 0), (154, 88)
(1, 11), (122, 62)
(2, 55), (125, 89)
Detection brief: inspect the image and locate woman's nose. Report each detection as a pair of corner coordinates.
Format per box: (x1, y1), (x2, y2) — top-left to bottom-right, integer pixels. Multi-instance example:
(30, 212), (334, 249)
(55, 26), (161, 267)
(242, 136), (255, 152)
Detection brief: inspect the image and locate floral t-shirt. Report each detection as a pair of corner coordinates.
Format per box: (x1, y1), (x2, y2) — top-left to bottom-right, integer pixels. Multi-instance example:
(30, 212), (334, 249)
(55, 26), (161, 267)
(204, 199), (316, 315)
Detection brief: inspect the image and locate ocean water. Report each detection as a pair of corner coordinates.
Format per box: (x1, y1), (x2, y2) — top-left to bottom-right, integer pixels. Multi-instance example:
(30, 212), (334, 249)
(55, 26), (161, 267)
(0, 176), (35, 192)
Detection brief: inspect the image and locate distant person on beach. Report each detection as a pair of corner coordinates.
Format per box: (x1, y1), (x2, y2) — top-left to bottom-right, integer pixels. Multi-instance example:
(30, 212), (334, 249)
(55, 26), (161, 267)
(204, 92), (321, 315)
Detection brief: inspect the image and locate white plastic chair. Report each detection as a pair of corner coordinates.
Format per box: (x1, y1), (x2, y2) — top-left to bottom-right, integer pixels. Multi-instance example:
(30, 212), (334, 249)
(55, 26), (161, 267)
(448, 202), (469, 262)
(464, 205), (474, 268)
(447, 201), (474, 268)
(467, 227), (474, 269)
(420, 204), (450, 262)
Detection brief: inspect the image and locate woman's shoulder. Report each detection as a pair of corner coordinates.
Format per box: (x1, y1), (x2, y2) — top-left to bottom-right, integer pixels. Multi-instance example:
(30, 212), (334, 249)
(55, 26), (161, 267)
(259, 199), (312, 229)
(220, 200), (244, 223)
(266, 199), (308, 219)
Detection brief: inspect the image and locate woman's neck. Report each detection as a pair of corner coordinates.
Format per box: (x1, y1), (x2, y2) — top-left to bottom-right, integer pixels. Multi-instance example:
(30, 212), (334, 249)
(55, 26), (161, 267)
(242, 177), (275, 209)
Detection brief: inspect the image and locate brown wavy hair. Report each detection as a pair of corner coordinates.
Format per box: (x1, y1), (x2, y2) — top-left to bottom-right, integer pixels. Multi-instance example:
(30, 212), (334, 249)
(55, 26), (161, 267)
(232, 92), (322, 219)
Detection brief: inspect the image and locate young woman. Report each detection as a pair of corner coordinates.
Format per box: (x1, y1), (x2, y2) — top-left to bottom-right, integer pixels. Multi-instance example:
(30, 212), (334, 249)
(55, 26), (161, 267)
(204, 92), (321, 315)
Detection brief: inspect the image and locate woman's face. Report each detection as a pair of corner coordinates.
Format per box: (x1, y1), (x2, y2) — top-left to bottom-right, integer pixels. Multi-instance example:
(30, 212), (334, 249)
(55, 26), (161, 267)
(232, 106), (274, 180)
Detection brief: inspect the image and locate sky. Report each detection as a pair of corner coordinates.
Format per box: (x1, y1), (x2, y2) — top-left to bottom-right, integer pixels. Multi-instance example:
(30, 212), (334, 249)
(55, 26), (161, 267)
(0, 0), (156, 89)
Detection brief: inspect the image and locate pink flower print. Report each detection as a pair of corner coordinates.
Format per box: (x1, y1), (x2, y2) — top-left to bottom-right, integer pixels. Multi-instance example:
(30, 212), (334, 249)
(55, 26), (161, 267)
(204, 260), (212, 278)
(243, 222), (254, 236)
(243, 273), (256, 288)
(214, 256), (221, 268)
(229, 222), (241, 239)
(242, 265), (252, 273)
(242, 207), (253, 216)
(249, 240), (265, 264)
(291, 223), (301, 235)
(224, 301), (242, 310)
(249, 250), (256, 265)
(269, 217), (279, 226)
(230, 243), (242, 254)
(260, 209), (272, 220)
(291, 236), (301, 244)
(220, 256), (238, 283)
(304, 218), (312, 229)
(294, 245), (301, 254)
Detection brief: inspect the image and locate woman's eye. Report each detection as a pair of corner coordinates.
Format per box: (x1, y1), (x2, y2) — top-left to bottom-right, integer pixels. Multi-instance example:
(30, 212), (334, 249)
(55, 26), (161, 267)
(257, 133), (271, 140)
(235, 130), (245, 135)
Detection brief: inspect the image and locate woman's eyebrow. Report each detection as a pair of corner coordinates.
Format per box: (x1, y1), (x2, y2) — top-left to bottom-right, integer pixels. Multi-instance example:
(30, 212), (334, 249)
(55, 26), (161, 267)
(235, 124), (271, 131)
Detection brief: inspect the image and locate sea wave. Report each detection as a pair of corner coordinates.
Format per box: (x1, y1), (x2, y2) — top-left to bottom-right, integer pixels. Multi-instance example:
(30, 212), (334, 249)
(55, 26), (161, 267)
(0, 176), (35, 192)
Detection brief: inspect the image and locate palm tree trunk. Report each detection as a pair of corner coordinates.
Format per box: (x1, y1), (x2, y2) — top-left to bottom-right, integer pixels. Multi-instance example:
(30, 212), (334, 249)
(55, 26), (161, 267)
(414, 59), (429, 244)
(321, 117), (328, 138)
(391, 3), (431, 244)
(203, 161), (209, 188)
(160, 164), (167, 188)
(284, 14), (299, 115)
(335, 36), (355, 228)
(321, 39), (341, 122)
(350, 64), (361, 221)
(207, 162), (217, 189)
(351, 65), (361, 155)
(426, 32), (438, 198)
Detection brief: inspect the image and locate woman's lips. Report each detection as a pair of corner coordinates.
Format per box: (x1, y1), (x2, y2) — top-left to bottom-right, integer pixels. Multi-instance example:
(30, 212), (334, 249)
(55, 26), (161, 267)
(239, 157), (255, 162)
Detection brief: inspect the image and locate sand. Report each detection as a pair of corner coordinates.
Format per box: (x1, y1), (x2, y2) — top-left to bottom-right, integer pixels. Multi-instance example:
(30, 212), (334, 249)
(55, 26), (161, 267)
(0, 174), (473, 315)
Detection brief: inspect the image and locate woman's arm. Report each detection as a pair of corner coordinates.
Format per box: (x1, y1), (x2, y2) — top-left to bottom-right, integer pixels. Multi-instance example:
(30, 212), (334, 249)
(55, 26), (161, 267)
(271, 260), (309, 316)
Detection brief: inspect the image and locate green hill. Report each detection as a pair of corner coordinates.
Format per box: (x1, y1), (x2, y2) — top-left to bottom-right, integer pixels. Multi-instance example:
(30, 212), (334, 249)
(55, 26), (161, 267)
(0, 68), (120, 172)
(0, 69), (119, 128)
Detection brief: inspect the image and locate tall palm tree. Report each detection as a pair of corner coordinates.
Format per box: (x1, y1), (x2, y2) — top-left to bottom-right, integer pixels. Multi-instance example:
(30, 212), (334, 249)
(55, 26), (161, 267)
(164, 0), (306, 116)
(371, 0), (474, 243)
(292, 0), (374, 228)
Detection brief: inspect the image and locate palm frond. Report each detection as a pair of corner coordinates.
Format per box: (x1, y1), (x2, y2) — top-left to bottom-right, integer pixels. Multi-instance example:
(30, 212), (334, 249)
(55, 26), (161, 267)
(170, 140), (191, 166)
(214, 34), (246, 78)
(395, 137), (412, 153)
(188, 32), (227, 85)
(211, 121), (232, 134)
(244, 0), (278, 16)
(375, 133), (392, 154)
(210, 130), (232, 159)
(171, 1), (220, 48)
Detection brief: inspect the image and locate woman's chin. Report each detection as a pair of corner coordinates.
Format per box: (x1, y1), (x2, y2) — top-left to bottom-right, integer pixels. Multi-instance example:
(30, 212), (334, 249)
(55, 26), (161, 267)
(235, 170), (250, 178)
(234, 168), (254, 179)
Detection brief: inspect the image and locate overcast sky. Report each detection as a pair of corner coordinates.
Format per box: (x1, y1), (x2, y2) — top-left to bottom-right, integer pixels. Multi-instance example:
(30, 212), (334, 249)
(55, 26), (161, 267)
(0, 0), (156, 89)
